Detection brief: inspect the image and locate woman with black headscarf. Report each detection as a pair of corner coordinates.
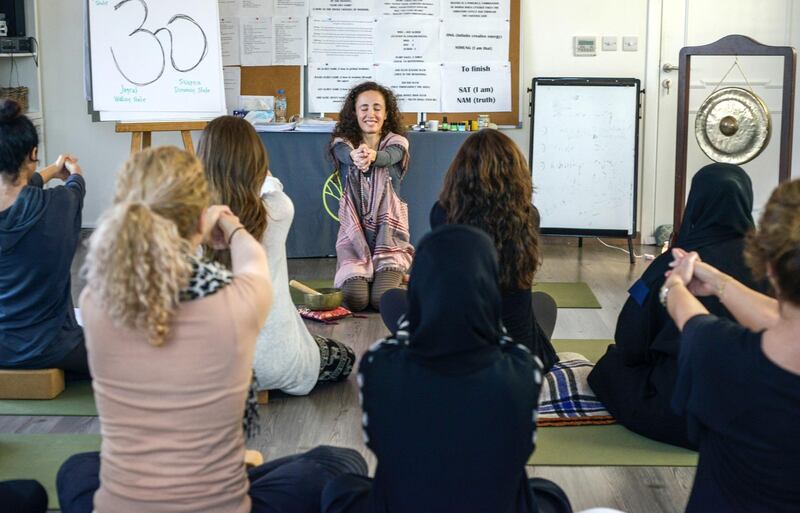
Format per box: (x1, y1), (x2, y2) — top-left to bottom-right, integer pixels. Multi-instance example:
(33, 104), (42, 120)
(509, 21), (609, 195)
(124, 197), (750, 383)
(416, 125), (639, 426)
(322, 225), (572, 513)
(588, 163), (763, 449)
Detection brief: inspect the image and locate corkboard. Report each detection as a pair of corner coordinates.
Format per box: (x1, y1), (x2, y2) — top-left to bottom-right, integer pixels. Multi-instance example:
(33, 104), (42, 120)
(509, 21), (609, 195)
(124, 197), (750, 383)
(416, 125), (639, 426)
(240, 66), (303, 118)
(238, 0), (520, 126)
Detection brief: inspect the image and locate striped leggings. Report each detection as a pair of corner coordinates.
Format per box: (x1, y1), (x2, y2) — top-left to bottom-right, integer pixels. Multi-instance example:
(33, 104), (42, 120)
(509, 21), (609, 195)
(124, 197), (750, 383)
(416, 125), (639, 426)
(341, 270), (403, 312)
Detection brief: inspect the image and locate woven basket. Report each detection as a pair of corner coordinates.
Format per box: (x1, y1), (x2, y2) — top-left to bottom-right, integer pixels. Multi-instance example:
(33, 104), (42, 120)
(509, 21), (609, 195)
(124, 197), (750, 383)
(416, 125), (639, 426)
(0, 86), (29, 112)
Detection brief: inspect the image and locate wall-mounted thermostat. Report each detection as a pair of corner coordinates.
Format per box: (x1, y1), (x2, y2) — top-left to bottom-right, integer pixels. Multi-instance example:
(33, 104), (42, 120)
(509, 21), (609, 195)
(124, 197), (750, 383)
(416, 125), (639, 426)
(573, 36), (597, 56)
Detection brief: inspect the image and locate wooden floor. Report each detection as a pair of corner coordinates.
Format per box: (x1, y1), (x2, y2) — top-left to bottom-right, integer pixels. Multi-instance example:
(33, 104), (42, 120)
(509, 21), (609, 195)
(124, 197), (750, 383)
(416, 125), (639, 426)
(1, 238), (695, 512)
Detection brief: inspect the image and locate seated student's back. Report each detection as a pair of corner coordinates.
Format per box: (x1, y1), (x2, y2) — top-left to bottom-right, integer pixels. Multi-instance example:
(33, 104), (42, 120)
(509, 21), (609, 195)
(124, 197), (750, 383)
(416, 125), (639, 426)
(324, 226), (571, 513)
(0, 99), (86, 372)
(663, 179), (800, 512)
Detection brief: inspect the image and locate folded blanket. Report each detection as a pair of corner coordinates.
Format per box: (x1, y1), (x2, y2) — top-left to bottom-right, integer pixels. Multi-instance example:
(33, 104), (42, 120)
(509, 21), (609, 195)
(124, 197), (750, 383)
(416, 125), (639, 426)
(537, 355), (616, 427)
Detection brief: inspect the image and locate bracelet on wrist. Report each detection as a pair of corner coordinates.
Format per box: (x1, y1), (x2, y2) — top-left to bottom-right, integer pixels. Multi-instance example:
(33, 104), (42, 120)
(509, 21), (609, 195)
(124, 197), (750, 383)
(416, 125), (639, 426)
(227, 226), (246, 246)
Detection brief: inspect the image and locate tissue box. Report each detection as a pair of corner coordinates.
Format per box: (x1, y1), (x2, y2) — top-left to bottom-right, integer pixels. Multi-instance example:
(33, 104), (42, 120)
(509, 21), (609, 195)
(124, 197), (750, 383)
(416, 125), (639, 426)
(241, 95), (275, 111)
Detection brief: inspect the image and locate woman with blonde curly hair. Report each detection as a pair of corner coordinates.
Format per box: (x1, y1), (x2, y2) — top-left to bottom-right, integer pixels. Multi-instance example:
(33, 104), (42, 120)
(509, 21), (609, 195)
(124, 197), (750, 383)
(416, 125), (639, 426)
(199, 116), (355, 396)
(663, 178), (800, 512)
(56, 147), (366, 513)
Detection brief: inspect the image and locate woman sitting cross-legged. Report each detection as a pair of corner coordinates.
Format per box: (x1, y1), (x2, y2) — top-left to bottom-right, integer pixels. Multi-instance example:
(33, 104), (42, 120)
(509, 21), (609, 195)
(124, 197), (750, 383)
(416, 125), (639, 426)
(56, 147), (366, 513)
(322, 225), (572, 513)
(588, 163), (763, 449)
(381, 129), (559, 372)
(0, 99), (88, 376)
(199, 116), (356, 395)
(663, 179), (800, 512)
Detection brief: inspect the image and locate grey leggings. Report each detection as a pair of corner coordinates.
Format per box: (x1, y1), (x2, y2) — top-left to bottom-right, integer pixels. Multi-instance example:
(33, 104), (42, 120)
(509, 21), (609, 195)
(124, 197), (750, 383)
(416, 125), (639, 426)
(341, 270), (404, 312)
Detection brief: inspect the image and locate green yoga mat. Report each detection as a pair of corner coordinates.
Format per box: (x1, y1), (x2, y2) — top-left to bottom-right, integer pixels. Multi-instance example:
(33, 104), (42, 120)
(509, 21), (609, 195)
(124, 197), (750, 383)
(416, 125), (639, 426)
(0, 434), (102, 509)
(0, 381), (97, 416)
(531, 425), (698, 466)
(552, 338), (612, 363)
(533, 282), (601, 309)
(533, 339), (698, 467)
(291, 279), (601, 309)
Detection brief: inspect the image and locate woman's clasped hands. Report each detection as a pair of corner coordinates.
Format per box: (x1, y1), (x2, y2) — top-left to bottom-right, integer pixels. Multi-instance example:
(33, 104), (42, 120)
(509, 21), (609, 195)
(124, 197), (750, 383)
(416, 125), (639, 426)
(666, 248), (729, 297)
(350, 144), (377, 173)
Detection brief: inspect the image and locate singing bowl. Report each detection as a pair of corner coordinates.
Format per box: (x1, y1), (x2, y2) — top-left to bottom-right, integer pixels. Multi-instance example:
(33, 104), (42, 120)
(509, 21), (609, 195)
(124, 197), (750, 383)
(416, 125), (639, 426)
(301, 288), (343, 311)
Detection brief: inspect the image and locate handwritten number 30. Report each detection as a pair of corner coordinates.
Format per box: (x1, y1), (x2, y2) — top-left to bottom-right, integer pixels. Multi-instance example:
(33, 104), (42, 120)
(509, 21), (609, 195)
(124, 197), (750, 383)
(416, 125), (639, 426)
(110, 0), (208, 86)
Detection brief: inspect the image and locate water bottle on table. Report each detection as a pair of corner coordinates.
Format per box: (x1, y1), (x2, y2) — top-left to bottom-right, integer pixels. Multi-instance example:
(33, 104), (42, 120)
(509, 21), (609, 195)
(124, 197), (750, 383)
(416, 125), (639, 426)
(275, 89), (287, 123)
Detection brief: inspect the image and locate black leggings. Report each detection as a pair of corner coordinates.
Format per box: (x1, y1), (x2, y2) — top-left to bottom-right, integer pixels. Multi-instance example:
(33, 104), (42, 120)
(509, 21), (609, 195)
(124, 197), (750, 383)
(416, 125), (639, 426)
(1, 339), (91, 380)
(0, 480), (48, 513)
(57, 447), (368, 513)
(52, 340), (91, 380)
(321, 475), (572, 513)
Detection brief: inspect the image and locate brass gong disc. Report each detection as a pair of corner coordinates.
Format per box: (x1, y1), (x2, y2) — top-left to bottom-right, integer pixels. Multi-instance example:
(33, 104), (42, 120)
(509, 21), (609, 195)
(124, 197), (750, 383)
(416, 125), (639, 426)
(694, 87), (771, 165)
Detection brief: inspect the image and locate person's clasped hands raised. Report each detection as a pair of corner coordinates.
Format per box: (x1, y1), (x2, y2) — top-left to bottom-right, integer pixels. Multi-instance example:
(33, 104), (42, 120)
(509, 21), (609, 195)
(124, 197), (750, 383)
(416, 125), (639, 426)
(349, 144), (377, 173)
(202, 205), (246, 250)
(665, 247), (732, 298)
(40, 154), (81, 183)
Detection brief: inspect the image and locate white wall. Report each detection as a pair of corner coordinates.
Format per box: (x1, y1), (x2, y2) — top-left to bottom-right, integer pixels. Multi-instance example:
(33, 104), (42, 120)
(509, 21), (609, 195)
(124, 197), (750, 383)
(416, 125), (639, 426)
(41, 0), (650, 228)
(504, 0), (651, 235)
(40, 0), (191, 226)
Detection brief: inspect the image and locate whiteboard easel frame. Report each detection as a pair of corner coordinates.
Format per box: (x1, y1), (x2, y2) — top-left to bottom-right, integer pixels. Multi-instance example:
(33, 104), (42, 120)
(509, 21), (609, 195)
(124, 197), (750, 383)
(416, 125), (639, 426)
(528, 77), (642, 244)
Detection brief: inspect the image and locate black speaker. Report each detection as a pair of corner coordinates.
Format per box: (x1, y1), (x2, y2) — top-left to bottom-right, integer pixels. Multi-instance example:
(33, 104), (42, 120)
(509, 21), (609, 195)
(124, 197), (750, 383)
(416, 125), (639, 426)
(0, 0), (25, 37)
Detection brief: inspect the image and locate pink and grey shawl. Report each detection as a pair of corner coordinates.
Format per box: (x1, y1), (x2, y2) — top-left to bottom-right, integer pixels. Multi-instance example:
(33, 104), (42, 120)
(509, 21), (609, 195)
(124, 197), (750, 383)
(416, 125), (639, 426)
(333, 133), (413, 287)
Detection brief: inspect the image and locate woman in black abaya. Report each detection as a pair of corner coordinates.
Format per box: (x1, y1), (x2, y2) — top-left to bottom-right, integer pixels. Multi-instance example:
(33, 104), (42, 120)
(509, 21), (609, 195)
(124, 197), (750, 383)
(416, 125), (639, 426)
(588, 163), (763, 449)
(322, 225), (571, 513)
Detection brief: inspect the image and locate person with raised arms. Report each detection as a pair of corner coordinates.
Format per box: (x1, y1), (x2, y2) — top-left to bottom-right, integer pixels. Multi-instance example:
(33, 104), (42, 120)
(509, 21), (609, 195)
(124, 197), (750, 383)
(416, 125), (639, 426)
(57, 147), (366, 513)
(330, 81), (412, 312)
(663, 179), (800, 512)
(0, 99), (87, 376)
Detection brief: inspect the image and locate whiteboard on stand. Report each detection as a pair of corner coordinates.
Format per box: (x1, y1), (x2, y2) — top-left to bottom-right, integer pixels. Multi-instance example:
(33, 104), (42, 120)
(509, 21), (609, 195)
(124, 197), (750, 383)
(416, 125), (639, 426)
(87, 0), (226, 121)
(529, 78), (640, 237)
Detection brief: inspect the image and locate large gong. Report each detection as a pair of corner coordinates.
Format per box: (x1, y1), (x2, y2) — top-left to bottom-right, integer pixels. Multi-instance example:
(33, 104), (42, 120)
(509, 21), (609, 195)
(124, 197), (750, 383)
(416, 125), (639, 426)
(673, 35), (796, 233)
(694, 87), (771, 164)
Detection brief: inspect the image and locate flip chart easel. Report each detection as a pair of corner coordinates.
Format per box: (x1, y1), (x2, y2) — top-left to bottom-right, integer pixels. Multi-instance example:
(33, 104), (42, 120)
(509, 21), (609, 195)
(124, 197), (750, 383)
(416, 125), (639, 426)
(115, 122), (209, 155)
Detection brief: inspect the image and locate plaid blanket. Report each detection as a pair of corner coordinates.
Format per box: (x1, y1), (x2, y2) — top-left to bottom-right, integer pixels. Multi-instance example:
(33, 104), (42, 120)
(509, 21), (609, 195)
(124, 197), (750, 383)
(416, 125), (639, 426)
(538, 357), (616, 427)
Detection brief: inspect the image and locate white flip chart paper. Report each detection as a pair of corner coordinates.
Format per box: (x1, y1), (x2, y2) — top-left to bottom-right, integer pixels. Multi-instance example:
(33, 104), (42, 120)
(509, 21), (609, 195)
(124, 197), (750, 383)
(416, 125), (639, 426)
(89, 0), (226, 113)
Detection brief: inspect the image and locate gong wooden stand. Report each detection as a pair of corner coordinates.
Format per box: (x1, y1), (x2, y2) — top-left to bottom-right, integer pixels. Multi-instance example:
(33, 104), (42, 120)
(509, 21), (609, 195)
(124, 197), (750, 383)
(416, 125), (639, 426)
(674, 34), (796, 231)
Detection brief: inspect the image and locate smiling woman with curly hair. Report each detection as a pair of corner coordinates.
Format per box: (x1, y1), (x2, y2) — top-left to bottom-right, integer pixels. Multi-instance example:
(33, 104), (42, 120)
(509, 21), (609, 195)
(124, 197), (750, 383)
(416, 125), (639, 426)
(329, 82), (412, 312)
